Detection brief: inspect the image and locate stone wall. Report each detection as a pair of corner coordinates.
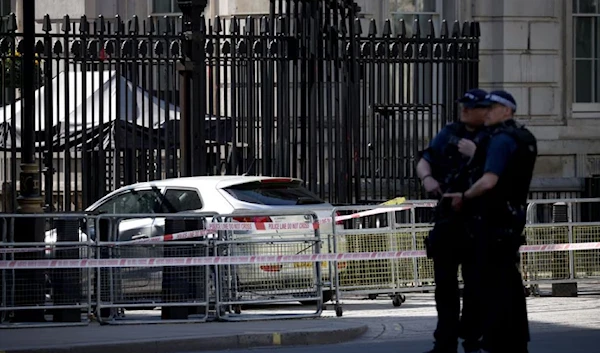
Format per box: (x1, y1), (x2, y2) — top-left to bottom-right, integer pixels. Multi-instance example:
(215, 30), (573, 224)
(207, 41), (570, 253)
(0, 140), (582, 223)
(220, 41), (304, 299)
(466, 0), (600, 185)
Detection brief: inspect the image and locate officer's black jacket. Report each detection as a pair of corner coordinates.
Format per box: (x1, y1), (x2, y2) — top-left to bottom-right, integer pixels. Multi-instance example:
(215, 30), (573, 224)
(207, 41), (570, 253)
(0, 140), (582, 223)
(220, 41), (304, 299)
(422, 122), (487, 194)
(469, 119), (538, 224)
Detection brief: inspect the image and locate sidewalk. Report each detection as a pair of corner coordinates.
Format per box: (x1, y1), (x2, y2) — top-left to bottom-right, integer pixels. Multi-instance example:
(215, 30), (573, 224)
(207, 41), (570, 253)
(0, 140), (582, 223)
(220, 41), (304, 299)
(1, 286), (599, 353)
(0, 317), (368, 353)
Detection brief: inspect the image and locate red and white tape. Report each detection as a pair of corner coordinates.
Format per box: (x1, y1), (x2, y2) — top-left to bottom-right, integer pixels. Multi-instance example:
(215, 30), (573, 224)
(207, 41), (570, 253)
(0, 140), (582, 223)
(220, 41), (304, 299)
(0, 204), (421, 252)
(172, 205), (413, 235)
(122, 221), (319, 245)
(1, 241), (599, 269)
(0, 250), (426, 269)
(520, 242), (600, 253)
(205, 221), (320, 232)
(0, 246), (84, 254)
(323, 205), (414, 224)
(111, 205), (415, 245)
(125, 229), (215, 244)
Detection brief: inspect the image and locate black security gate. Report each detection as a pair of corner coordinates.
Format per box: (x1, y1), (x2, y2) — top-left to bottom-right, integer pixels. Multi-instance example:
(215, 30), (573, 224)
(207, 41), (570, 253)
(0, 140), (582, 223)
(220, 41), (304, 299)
(0, 0), (479, 211)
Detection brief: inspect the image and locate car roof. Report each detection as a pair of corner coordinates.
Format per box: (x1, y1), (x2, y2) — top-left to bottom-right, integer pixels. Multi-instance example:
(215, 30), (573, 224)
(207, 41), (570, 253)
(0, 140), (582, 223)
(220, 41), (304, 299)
(114, 175), (304, 192)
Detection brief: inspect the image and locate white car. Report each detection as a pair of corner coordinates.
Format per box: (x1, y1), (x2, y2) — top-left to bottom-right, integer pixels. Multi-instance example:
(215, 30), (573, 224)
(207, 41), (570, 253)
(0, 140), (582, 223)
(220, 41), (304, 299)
(45, 176), (346, 304)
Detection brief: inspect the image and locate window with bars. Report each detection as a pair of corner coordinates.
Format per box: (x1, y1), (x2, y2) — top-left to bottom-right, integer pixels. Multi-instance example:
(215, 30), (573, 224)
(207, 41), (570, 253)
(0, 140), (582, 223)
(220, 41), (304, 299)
(572, 0), (600, 106)
(387, 0), (444, 114)
(151, 0), (182, 15)
(0, 0), (11, 19)
(150, 0), (184, 33)
(389, 0), (441, 37)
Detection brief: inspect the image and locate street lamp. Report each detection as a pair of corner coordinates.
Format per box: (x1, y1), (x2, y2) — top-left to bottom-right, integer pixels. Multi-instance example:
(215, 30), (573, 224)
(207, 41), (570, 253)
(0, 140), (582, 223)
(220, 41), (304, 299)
(156, 0), (210, 321)
(17, 0), (41, 212)
(177, 0), (208, 177)
(13, 0), (45, 322)
(177, 0), (208, 32)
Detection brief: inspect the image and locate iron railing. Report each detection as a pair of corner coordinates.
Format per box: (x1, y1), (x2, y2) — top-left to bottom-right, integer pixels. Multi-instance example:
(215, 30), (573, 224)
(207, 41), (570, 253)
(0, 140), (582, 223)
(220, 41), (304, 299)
(0, 1), (480, 211)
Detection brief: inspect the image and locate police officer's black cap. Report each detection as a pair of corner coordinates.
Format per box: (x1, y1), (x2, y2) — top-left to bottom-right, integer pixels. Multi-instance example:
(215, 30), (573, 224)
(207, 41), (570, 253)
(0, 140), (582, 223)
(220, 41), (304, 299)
(456, 88), (489, 108)
(479, 90), (518, 112)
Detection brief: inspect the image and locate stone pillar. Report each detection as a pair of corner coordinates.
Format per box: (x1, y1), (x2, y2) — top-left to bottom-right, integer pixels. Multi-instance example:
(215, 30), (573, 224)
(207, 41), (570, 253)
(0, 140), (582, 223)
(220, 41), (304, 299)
(15, 0), (22, 31)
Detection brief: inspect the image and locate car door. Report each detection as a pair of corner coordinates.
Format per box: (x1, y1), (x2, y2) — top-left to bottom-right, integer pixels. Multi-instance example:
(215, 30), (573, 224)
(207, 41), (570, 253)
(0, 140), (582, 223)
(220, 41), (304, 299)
(92, 187), (164, 293)
(149, 188), (205, 294)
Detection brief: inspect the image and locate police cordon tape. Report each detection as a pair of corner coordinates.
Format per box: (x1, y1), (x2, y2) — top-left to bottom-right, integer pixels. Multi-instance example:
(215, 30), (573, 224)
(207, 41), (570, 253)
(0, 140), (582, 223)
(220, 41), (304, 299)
(129, 204), (416, 242)
(0, 246), (85, 254)
(1, 241), (599, 269)
(0, 204), (418, 253)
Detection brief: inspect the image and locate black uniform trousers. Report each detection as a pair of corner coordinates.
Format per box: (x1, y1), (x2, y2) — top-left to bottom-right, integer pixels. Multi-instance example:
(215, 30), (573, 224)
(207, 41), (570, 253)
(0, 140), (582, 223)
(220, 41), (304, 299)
(430, 220), (481, 352)
(475, 225), (531, 353)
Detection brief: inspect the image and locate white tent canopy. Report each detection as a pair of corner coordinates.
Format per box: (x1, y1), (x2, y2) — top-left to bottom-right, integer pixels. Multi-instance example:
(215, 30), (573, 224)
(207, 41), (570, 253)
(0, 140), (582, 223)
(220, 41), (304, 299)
(0, 70), (180, 150)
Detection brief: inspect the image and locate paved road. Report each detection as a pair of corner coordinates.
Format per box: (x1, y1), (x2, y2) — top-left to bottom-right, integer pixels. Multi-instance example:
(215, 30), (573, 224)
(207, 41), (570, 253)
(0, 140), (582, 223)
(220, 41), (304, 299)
(185, 287), (600, 353)
(229, 289), (600, 342)
(189, 328), (600, 353)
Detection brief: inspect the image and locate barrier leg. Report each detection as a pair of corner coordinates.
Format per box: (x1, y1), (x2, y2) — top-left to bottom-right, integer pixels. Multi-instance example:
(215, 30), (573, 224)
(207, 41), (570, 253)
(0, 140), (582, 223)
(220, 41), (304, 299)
(96, 218), (113, 320)
(161, 218), (207, 320)
(186, 219), (208, 317)
(551, 203), (578, 297)
(52, 219), (81, 322)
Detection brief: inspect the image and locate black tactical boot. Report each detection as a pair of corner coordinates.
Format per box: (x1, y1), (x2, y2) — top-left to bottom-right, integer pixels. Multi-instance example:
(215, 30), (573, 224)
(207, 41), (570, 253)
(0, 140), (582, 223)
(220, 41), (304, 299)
(423, 342), (458, 353)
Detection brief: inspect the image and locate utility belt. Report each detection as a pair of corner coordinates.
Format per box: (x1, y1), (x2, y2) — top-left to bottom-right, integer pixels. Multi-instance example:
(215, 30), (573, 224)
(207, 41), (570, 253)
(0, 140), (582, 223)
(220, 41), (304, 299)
(425, 200), (526, 258)
(423, 176), (470, 259)
(425, 201), (470, 259)
(487, 201), (527, 236)
(424, 220), (459, 259)
(468, 202), (527, 254)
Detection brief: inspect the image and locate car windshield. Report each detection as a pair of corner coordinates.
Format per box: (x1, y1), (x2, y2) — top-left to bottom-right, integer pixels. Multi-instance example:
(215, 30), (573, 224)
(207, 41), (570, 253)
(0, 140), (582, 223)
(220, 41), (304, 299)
(223, 180), (325, 206)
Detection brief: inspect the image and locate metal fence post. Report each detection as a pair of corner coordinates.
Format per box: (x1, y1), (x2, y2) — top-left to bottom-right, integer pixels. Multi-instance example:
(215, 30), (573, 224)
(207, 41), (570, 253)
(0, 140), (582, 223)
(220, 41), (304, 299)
(190, 18), (208, 176)
(178, 0), (209, 177)
(551, 202), (578, 297)
(42, 15), (55, 212)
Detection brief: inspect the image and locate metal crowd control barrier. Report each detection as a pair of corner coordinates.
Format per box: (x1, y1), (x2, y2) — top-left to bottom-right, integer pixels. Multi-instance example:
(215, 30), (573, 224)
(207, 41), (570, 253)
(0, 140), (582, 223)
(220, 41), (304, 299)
(2, 197), (599, 328)
(93, 213), (217, 325)
(211, 210), (324, 322)
(395, 201), (440, 290)
(329, 202), (437, 316)
(0, 213), (93, 328)
(523, 198), (600, 296)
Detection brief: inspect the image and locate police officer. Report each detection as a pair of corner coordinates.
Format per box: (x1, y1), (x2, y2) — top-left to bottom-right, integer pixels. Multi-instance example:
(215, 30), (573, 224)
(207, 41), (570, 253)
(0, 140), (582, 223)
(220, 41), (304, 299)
(443, 90), (537, 353)
(416, 88), (490, 353)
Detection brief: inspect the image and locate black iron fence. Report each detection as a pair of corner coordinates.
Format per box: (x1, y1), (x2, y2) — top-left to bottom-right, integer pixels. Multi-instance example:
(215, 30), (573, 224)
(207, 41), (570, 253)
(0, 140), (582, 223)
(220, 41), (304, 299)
(0, 1), (479, 211)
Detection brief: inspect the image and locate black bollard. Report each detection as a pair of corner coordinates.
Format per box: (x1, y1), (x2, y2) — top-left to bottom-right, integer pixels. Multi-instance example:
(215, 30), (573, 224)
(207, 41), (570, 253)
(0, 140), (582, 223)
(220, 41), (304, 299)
(161, 217), (207, 320)
(52, 218), (82, 322)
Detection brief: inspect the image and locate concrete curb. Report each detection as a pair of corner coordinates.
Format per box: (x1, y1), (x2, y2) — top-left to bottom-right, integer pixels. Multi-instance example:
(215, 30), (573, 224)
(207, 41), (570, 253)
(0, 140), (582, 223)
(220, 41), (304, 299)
(2, 323), (368, 353)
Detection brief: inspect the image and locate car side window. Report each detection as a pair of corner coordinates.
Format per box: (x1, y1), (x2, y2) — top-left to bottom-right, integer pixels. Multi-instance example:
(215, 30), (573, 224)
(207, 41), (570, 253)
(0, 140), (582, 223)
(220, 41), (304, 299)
(162, 189), (203, 213)
(95, 189), (163, 214)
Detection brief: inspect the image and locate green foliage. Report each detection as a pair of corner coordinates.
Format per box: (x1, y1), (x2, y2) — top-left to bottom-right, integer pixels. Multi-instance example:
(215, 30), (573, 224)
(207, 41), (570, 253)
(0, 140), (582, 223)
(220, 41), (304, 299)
(0, 50), (44, 90)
